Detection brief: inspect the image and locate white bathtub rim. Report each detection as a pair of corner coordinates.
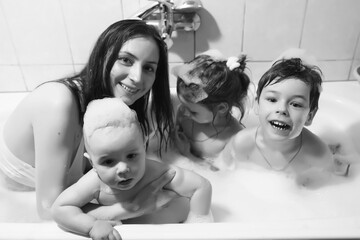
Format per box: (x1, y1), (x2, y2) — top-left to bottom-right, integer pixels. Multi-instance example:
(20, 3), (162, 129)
(1, 218), (360, 240)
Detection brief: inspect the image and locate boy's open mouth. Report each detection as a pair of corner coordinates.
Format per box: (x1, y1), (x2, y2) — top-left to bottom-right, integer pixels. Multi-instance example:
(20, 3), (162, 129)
(270, 120), (291, 130)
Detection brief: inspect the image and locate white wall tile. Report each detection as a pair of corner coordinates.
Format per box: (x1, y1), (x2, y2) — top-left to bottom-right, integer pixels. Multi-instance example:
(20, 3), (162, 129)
(61, 0), (123, 64)
(350, 60), (360, 81)
(0, 4), (17, 65)
(123, 0), (141, 18)
(246, 61), (272, 85)
(196, 0), (245, 57)
(22, 65), (75, 90)
(0, 66), (26, 92)
(301, 0), (360, 60)
(2, 0), (72, 64)
(244, 0), (306, 61)
(317, 60), (352, 81)
(168, 31), (195, 63)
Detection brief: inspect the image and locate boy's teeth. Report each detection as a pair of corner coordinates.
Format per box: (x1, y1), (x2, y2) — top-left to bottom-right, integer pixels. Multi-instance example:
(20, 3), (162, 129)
(271, 120), (290, 130)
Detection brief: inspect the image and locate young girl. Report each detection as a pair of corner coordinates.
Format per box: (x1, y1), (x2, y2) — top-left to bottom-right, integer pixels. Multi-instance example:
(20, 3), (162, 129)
(52, 98), (212, 240)
(0, 19), (175, 219)
(171, 50), (251, 170)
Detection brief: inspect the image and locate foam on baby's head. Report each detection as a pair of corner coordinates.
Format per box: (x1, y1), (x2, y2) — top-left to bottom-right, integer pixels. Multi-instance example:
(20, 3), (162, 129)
(83, 98), (139, 139)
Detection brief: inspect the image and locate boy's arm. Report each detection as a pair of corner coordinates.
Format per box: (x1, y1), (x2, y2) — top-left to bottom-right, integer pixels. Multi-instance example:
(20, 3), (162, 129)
(165, 166), (213, 223)
(51, 170), (113, 237)
(216, 128), (254, 168)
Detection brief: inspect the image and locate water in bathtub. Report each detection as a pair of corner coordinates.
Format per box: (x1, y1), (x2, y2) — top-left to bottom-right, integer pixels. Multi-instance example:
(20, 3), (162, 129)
(1, 82), (360, 226)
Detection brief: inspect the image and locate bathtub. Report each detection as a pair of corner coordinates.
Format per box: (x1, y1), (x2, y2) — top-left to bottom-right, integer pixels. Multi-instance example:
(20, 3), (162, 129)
(1, 81), (360, 240)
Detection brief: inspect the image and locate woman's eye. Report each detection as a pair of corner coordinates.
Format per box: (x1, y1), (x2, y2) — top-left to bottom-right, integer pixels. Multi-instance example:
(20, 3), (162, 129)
(118, 57), (133, 66)
(144, 65), (156, 73)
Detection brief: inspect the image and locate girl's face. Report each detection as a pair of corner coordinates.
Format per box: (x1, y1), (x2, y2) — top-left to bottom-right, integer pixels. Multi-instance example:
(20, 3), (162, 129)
(178, 95), (214, 124)
(88, 126), (146, 191)
(110, 37), (159, 105)
(257, 78), (314, 140)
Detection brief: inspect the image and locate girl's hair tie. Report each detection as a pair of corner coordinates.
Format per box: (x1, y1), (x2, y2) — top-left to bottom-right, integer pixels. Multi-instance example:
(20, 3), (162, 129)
(226, 56), (240, 71)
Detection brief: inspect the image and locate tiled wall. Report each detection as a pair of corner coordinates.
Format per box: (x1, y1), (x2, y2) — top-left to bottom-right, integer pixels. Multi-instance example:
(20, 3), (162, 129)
(1, 0), (360, 92)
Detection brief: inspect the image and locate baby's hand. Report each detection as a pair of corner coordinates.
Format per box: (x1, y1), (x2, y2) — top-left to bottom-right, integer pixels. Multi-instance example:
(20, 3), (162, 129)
(184, 211), (214, 223)
(89, 220), (122, 240)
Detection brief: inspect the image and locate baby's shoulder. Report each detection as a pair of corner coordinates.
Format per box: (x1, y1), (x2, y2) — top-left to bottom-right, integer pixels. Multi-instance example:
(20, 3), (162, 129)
(142, 160), (171, 183)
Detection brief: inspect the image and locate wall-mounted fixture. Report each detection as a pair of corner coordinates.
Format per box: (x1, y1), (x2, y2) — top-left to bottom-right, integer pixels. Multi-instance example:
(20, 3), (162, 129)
(132, 0), (202, 40)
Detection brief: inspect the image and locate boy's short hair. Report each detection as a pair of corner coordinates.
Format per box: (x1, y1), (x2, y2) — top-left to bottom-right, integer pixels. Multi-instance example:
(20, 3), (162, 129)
(83, 98), (141, 140)
(256, 58), (323, 112)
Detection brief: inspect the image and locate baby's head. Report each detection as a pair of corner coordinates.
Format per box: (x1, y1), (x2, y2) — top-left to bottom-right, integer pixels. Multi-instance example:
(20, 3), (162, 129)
(257, 57), (323, 113)
(173, 50), (251, 120)
(83, 98), (146, 190)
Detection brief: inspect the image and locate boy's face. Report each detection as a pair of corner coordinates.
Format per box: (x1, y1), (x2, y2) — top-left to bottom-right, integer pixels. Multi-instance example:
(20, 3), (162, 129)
(87, 126), (146, 190)
(257, 78), (314, 140)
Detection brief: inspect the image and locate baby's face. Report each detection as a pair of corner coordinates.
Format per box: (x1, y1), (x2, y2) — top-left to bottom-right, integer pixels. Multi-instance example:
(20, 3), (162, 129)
(257, 78), (313, 140)
(178, 95), (214, 124)
(87, 126), (146, 190)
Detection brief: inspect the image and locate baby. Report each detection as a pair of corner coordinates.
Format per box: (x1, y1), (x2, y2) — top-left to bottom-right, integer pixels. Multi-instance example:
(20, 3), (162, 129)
(219, 49), (348, 188)
(51, 98), (213, 240)
(170, 50), (251, 170)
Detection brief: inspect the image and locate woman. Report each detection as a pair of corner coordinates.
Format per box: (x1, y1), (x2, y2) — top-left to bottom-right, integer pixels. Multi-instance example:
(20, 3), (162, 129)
(0, 19), (175, 220)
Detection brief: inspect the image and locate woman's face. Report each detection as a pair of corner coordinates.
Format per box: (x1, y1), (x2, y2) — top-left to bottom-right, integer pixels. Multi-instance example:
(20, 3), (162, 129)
(110, 37), (160, 105)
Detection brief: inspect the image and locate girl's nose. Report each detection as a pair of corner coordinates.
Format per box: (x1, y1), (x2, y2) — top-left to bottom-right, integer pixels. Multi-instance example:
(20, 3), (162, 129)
(183, 108), (191, 117)
(116, 162), (130, 174)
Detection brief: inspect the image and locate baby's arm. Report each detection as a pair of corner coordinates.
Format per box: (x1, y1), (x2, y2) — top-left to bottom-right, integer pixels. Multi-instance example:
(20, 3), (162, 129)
(51, 170), (121, 240)
(165, 166), (213, 223)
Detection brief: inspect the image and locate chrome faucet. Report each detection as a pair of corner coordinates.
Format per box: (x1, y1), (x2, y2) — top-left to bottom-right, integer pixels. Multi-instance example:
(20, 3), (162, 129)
(131, 0), (202, 39)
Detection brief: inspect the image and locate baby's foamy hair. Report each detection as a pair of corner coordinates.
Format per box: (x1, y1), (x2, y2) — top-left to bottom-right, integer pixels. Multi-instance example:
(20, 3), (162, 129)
(83, 98), (140, 139)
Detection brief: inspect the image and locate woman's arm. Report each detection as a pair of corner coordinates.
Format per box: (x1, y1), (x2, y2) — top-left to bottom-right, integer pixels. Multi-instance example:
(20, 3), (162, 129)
(31, 83), (83, 219)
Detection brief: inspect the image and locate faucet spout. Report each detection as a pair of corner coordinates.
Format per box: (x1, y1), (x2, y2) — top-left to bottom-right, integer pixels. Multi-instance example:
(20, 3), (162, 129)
(131, 0), (202, 46)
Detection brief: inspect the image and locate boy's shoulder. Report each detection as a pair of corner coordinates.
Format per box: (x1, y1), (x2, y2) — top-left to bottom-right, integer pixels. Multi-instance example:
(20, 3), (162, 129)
(301, 128), (333, 165)
(232, 127), (257, 147)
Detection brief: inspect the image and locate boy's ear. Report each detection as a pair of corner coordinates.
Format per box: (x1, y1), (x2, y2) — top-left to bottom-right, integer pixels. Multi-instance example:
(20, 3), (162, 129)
(216, 102), (229, 115)
(305, 109), (317, 126)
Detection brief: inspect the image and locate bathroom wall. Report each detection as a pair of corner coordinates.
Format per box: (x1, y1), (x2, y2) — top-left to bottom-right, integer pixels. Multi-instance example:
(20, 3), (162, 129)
(0, 0), (359, 92)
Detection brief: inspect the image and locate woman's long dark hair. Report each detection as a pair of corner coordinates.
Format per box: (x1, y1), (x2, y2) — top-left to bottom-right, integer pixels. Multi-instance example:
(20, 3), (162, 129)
(67, 19), (173, 150)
